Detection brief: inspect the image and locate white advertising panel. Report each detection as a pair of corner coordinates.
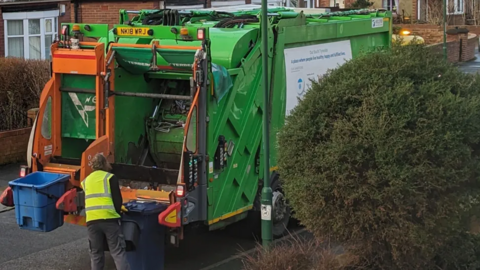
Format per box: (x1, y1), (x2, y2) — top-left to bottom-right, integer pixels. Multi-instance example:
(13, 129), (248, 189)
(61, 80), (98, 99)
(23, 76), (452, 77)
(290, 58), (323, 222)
(284, 40), (353, 115)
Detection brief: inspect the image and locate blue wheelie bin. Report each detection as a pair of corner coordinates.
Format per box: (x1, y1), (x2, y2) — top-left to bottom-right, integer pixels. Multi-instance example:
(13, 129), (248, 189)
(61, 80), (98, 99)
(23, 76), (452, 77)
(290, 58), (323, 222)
(121, 200), (169, 270)
(8, 172), (70, 232)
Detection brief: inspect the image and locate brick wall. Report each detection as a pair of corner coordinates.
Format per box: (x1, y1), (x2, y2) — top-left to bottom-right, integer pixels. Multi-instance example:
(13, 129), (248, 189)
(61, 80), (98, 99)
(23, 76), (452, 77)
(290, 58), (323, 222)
(425, 34), (477, 63)
(0, 0), (158, 57)
(317, 0), (329, 6)
(59, 2), (72, 27)
(344, 0), (355, 7)
(395, 24), (478, 63)
(72, 1), (159, 27)
(395, 24), (455, 44)
(315, 0), (355, 8)
(412, 0), (416, 20)
(0, 128), (31, 165)
(459, 26), (480, 37)
(427, 40), (460, 63)
(0, 2), (71, 57)
(396, 24), (480, 44)
(0, 8), (3, 57)
(465, 34), (479, 62)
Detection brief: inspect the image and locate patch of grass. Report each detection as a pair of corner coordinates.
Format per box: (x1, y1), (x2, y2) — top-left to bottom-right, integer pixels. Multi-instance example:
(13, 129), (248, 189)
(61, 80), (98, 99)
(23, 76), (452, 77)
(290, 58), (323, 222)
(241, 232), (363, 270)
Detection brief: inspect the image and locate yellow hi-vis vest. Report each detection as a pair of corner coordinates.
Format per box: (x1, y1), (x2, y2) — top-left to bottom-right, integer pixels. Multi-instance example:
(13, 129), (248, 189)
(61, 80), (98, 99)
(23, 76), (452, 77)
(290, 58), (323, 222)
(81, 170), (121, 223)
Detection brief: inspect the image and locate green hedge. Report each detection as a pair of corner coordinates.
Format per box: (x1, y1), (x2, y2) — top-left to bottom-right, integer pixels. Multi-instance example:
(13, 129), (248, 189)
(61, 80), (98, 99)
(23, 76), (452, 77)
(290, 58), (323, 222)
(0, 57), (50, 131)
(278, 45), (480, 269)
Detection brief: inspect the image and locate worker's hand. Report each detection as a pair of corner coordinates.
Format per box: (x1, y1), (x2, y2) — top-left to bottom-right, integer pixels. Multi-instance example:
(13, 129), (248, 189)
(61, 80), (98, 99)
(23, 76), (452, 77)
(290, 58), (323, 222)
(121, 205), (128, 213)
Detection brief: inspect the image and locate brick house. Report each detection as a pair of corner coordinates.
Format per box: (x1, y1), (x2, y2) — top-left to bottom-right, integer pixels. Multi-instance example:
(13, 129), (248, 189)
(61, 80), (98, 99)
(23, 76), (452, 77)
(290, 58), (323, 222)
(0, 0), (208, 60)
(389, 0), (476, 25)
(415, 0), (475, 24)
(314, 0), (355, 8)
(315, 0), (476, 25)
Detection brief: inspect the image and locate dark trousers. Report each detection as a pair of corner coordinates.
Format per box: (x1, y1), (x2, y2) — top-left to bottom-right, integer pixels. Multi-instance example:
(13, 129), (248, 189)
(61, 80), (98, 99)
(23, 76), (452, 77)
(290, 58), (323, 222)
(87, 220), (131, 270)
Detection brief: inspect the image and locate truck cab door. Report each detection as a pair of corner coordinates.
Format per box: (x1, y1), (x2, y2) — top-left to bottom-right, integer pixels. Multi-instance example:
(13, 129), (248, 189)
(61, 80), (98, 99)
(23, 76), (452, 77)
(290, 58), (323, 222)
(32, 78), (57, 172)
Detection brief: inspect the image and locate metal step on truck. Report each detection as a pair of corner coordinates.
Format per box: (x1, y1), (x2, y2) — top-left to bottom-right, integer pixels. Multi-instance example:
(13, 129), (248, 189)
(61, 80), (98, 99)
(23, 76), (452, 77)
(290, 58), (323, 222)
(1, 6), (392, 269)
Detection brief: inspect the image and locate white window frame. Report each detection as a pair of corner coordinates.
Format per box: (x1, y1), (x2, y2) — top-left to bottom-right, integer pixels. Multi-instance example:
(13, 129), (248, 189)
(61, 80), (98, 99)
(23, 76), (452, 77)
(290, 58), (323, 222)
(417, 0), (430, 21)
(447, 0), (464, 15)
(382, 0), (396, 10)
(3, 10), (59, 60)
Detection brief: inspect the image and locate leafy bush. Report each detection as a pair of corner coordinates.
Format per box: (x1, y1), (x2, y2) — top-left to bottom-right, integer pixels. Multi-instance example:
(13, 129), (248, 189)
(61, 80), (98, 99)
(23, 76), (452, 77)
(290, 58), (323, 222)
(0, 57), (50, 131)
(349, 0), (373, 9)
(278, 44), (480, 269)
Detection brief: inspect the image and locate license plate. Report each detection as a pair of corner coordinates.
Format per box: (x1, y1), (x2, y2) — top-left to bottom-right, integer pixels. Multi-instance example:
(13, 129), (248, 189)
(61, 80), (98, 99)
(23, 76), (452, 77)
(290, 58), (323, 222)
(117, 27), (150, 37)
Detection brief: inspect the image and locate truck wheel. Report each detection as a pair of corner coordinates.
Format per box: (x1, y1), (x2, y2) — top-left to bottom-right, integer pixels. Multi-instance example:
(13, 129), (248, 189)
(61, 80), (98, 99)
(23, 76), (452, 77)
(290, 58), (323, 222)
(271, 176), (291, 238)
(226, 174), (291, 239)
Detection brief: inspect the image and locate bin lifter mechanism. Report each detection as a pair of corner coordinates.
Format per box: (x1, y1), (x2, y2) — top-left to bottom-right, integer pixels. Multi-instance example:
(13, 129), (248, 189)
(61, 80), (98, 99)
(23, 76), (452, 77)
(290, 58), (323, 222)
(56, 189), (85, 214)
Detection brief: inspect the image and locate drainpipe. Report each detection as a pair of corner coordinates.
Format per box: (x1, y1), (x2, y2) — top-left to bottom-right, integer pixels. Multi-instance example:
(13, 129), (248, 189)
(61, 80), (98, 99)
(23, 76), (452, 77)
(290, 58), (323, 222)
(443, 0), (447, 60)
(74, 1), (79, 23)
(260, 0), (273, 250)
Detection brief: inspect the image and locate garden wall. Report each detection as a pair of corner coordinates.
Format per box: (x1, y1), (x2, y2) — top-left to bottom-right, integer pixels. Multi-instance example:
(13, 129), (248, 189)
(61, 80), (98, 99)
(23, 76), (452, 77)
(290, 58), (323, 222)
(0, 128), (31, 165)
(396, 24), (479, 63)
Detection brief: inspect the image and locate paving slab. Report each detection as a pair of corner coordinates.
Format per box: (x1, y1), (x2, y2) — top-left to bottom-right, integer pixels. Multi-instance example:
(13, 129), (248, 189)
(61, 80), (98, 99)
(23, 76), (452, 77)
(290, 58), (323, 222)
(458, 50), (480, 74)
(0, 205), (13, 213)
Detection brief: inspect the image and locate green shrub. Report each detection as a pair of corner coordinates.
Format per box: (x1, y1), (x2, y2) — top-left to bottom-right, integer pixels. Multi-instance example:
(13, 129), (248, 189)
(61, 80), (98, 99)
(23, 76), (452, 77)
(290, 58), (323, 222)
(0, 57), (50, 131)
(349, 0), (373, 9)
(278, 44), (480, 269)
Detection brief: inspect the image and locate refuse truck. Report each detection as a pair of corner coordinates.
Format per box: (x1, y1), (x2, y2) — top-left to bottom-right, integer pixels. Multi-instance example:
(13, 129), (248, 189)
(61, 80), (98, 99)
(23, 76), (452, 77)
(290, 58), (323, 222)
(1, 6), (392, 269)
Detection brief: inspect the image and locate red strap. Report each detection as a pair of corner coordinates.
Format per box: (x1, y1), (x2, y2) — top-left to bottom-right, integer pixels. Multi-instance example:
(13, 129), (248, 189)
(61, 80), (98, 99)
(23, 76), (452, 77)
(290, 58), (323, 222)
(56, 189), (78, 212)
(158, 202), (181, 228)
(0, 187), (14, 207)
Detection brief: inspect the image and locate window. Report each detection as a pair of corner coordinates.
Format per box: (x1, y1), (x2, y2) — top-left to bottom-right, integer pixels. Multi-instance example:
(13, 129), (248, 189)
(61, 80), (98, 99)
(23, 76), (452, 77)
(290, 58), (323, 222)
(3, 10), (59, 60)
(41, 96), (52, 140)
(382, 0), (398, 11)
(447, 0), (464, 15)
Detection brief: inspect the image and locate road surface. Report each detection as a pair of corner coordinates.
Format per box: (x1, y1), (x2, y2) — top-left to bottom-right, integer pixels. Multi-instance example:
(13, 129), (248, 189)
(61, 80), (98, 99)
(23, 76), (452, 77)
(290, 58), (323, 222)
(458, 50), (480, 74)
(0, 163), (305, 270)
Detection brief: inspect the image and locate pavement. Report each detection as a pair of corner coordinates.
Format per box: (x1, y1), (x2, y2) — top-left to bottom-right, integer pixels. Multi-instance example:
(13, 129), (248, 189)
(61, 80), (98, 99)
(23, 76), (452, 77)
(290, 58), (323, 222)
(0, 163), (308, 270)
(0, 163), (19, 213)
(457, 50), (480, 74)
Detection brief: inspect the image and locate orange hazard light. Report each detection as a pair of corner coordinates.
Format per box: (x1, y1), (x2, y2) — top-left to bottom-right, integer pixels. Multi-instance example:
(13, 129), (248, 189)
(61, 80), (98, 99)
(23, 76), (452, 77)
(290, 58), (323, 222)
(180, 27), (189, 36)
(158, 202), (181, 228)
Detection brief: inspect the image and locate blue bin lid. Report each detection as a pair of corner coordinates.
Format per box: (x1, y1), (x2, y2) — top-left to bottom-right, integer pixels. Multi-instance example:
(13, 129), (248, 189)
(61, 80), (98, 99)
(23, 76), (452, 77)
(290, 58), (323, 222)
(124, 201), (168, 215)
(9, 172), (70, 189)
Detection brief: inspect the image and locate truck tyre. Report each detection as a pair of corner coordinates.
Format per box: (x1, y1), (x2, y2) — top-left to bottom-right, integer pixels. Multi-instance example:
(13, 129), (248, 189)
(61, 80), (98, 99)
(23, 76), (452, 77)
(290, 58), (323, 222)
(270, 175), (291, 238)
(227, 173), (291, 239)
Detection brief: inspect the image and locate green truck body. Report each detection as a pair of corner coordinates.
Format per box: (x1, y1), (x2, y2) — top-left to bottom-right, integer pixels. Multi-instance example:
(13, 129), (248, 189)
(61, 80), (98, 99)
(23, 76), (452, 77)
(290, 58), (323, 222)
(28, 6), (392, 241)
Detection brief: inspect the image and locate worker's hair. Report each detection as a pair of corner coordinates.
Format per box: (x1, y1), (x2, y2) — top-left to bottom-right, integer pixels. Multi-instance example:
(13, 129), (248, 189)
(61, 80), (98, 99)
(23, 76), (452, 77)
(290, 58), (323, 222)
(91, 153), (112, 172)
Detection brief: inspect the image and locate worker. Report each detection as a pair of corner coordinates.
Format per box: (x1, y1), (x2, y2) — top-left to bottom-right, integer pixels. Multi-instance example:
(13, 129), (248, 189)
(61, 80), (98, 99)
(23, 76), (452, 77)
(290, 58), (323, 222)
(81, 153), (130, 270)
